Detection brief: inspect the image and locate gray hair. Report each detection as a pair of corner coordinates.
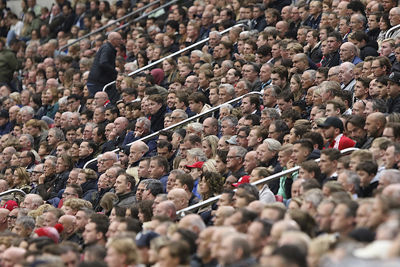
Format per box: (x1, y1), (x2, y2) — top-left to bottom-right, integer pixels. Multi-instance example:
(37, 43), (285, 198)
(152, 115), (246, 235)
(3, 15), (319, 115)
(304, 70), (317, 82)
(172, 109), (188, 120)
(25, 194), (44, 207)
(62, 111), (72, 119)
(342, 170), (360, 187)
(263, 138), (282, 152)
(21, 134), (34, 145)
(221, 116), (238, 126)
(15, 216), (35, 230)
(220, 103), (233, 112)
(221, 60), (234, 70)
(381, 169), (400, 184)
(187, 122), (203, 134)
(264, 84), (281, 97)
(303, 188), (324, 208)
(49, 128), (65, 141)
(44, 155), (57, 167)
(209, 31), (221, 39)
(103, 151), (118, 162)
(137, 117), (151, 131)
(147, 25), (160, 34)
(219, 84), (235, 97)
(231, 146), (248, 159)
(187, 148), (208, 162)
(191, 50), (203, 58)
(59, 96), (68, 106)
(262, 108), (281, 120)
(20, 106), (35, 116)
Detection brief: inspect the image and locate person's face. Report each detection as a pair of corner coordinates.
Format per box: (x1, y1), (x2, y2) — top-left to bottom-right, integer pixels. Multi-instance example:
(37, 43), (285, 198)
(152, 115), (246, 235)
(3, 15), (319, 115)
(330, 203), (352, 233)
(346, 122), (366, 144)
(316, 202), (334, 233)
(42, 212), (57, 227)
(268, 123), (280, 140)
(114, 175), (131, 194)
(319, 154), (336, 175)
(291, 143), (309, 165)
(158, 246), (179, 267)
(355, 203), (371, 228)
(371, 60), (385, 78)
(276, 98), (290, 113)
(322, 126), (336, 141)
(79, 142), (92, 158)
(43, 159), (55, 177)
(82, 222), (100, 245)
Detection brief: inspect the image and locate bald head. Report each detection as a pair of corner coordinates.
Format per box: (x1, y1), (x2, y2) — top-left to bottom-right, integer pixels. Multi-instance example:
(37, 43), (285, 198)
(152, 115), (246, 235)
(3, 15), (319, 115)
(2, 247), (26, 266)
(340, 42), (358, 62)
(178, 214), (206, 234)
(46, 78), (58, 88)
(108, 32), (122, 47)
(0, 208), (9, 220)
(167, 188), (188, 210)
(0, 179), (8, 193)
(154, 200), (176, 220)
(23, 194), (43, 211)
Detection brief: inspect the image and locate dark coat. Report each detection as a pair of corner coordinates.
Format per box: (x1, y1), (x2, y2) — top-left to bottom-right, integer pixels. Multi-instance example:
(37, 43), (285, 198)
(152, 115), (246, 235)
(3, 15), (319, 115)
(387, 95), (400, 113)
(114, 191), (136, 208)
(150, 105), (167, 132)
(88, 42), (118, 86)
(359, 181), (378, 198)
(322, 50), (340, 68)
(36, 174), (58, 200)
(360, 42), (379, 60)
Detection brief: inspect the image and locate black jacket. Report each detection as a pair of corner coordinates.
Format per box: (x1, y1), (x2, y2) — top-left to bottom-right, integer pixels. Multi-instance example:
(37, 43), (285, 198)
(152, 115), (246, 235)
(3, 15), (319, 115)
(322, 50), (340, 68)
(387, 95), (400, 113)
(359, 181), (378, 198)
(150, 105), (166, 132)
(88, 42), (118, 86)
(360, 42), (379, 60)
(36, 174), (58, 200)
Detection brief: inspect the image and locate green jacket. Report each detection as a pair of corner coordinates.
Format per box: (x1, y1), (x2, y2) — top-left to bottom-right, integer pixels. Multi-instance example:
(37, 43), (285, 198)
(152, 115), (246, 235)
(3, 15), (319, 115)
(0, 48), (18, 84)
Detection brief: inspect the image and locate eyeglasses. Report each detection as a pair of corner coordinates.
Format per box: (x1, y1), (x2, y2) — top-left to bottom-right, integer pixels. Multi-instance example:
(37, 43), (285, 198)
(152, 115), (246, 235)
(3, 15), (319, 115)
(7, 216), (16, 219)
(32, 171), (44, 174)
(227, 155), (240, 159)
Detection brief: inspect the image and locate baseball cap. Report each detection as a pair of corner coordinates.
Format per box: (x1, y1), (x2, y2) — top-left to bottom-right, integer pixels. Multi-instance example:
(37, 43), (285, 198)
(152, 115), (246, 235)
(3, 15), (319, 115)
(388, 72), (400, 85)
(225, 135), (237, 145)
(186, 161), (204, 169)
(136, 231), (159, 248)
(318, 116), (344, 132)
(232, 175), (250, 187)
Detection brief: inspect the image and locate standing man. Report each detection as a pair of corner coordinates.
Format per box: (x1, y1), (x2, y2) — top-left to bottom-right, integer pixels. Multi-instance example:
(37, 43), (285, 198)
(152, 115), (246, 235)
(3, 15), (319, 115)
(87, 32), (122, 96)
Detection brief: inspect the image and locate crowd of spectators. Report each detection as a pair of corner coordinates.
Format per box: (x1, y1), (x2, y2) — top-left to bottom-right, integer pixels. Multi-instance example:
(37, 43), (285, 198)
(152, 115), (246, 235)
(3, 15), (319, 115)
(1, 0), (400, 266)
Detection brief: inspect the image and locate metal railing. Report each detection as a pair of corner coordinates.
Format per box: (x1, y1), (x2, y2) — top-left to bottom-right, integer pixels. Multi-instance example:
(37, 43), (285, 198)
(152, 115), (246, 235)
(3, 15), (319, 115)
(59, 0), (162, 51)
(176, 147), (359, 216)
(83, 91), (261, 169)
(110, 0), (180, 34)
(102, 23), (245, 92)
(0, 189), (27, 198)
(385, 24), (400, 39)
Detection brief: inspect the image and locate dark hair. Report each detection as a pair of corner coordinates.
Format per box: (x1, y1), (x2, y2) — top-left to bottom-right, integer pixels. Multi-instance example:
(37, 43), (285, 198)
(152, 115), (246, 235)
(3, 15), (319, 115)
(176, 173), (194, 192)
(146, 179), (163, 197)
(138, 200), (153, 222)
(293, 139), (314, 153)
(320, 148), (341, 161)
(356, 160), (378, 175)
(300, 160), (321, 180)
(272, 245), (307, 267)
(89, 214), (110, 237)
